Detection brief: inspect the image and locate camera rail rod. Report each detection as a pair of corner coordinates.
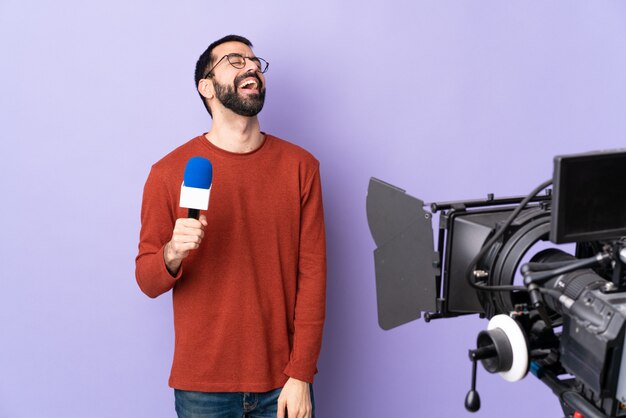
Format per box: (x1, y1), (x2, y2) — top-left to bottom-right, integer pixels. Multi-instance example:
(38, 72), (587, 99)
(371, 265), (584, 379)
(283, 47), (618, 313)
(428, 194), (552, 213)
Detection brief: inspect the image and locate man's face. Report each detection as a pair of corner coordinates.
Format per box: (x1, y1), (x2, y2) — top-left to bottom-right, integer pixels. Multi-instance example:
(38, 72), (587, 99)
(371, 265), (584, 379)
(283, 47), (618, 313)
(209, 41), (266, 117)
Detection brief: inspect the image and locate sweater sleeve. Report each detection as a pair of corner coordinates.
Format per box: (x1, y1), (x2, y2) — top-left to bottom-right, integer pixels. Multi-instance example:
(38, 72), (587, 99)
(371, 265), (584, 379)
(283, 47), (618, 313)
(135, 166), (182, 298)
(283, 164), (327, 383)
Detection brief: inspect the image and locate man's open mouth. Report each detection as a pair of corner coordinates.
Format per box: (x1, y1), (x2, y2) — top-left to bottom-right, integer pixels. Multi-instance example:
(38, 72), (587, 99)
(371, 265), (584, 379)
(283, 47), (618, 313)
(236, 76), (262, 92)
(239, 79), (257, 90)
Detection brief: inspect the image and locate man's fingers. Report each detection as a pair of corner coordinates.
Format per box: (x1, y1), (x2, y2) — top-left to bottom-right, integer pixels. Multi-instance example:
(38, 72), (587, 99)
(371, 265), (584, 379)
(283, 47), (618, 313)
(168, 217), (207, 261)
(174, 241), (200, 251)
(172, 238), (201, 249)
(289, 400), (306, 418)
(174, 229), (204, 242)
(285, 400), (298, 418)
(170, 236), (203, 255)
(176, 224), (203, 234)
(177, 232), (203, 243)
(277, 397), (286, 418)
(176, 218), (205, 229)
(174, 223), (205, 237)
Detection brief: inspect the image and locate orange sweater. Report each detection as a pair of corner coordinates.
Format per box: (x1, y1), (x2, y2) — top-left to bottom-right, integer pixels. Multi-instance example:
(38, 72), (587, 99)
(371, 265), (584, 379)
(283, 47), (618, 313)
(135, 134), (326, 392)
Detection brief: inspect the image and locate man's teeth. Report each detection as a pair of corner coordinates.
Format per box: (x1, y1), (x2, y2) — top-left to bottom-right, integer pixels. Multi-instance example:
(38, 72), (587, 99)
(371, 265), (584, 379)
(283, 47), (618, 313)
(239, 80), (257, 89)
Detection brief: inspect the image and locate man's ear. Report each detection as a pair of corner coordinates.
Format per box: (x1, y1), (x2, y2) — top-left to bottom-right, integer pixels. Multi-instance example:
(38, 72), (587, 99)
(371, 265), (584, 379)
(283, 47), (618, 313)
(198, 78), (214, 100)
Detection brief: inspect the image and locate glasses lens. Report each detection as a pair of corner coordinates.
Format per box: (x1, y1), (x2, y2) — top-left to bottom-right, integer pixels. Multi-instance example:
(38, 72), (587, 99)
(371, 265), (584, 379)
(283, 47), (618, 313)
(227, 54), (246, 68)
(249, 57), (262, 70)
(257, 58), (269, 73)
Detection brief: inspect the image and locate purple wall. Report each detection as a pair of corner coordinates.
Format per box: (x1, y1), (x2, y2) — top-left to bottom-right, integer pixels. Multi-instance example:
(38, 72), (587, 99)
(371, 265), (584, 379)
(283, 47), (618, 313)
(2, 1), (626, 417)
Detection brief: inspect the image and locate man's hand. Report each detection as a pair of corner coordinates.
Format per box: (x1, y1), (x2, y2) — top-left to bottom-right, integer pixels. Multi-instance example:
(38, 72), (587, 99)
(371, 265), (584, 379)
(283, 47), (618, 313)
(277, 377), (312, 418)
(164, 215), (207, 276)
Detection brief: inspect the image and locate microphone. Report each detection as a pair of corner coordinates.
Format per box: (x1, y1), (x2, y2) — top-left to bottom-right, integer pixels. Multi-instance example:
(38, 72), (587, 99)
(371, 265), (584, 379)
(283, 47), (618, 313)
(179, 156), (213, 219)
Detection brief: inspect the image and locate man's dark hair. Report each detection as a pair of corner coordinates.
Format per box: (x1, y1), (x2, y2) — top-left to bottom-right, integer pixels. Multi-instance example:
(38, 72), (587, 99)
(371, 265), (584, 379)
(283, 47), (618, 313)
(194, 34), (253, 117)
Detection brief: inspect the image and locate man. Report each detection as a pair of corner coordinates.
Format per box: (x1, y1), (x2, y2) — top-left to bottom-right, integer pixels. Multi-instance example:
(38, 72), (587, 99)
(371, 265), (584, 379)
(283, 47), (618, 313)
(135, 35), (326, 418)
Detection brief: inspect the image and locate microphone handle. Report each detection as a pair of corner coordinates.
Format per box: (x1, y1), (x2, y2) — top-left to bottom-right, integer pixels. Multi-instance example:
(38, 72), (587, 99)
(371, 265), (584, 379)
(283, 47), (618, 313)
(188, 208), (200, 219)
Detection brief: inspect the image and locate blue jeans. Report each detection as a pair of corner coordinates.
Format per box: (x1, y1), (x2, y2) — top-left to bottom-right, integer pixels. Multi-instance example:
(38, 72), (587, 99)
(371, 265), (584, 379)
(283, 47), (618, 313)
(174, 386), (315, 418)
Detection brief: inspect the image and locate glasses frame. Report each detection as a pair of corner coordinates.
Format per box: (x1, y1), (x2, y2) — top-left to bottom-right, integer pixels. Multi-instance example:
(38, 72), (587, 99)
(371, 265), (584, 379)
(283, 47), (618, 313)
(204, 53), (269, 78)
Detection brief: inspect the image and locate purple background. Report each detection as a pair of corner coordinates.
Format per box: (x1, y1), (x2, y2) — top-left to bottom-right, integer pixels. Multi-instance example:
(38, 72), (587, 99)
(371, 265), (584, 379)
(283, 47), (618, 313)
(2, 1), (626, 417)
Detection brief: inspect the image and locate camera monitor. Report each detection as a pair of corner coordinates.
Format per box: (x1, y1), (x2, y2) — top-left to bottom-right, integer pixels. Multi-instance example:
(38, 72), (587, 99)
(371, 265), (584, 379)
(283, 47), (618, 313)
(551, 149), (626, 244)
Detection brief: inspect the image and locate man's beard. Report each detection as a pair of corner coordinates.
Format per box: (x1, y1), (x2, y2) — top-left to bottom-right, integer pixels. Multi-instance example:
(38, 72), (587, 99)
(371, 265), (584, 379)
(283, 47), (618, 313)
(213, 73), (265, 117)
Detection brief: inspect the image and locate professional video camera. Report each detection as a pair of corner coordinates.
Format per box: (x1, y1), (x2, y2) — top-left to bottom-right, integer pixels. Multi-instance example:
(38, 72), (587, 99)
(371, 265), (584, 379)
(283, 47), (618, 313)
(367, 149), (626, 418)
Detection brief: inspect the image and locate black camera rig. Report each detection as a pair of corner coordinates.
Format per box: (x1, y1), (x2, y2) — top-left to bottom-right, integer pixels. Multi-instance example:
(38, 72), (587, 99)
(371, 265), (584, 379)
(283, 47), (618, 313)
(367, 149), (626, 418)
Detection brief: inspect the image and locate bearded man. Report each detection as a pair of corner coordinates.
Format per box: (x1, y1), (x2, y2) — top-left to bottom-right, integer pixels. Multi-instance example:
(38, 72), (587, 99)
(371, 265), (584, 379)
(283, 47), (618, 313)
(135, 34), (326, 418)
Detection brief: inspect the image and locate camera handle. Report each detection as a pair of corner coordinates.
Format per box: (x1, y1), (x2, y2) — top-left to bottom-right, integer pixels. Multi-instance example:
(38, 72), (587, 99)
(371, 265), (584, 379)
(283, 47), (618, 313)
(465, 315), (529, 412)
(464, 358), (480, 412)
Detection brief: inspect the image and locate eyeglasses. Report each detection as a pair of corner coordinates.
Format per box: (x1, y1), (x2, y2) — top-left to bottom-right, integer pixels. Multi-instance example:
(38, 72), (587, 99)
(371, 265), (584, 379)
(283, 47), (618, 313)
(204, 53), (269, 78)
